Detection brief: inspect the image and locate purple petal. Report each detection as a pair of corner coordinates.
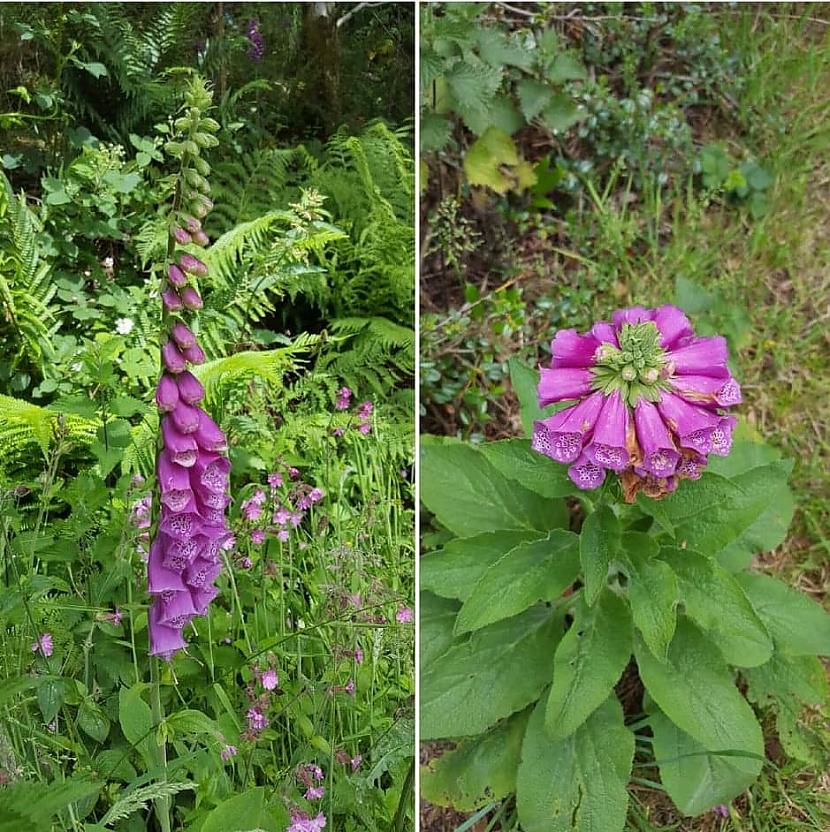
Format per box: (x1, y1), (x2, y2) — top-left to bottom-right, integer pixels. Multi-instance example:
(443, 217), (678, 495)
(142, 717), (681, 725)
(168, 264), (188, 288)
(161, 417), (198, 467)
(670, 374), (742, 407)
(185, 556), (222, 590)
(156, 375), (179, 412)
(538, 367), (594, 407)
(181, 287), (203, 309)
(612, 306), (653, 330)
(194, 410), (227, 452)
(157, 452), (191, 492)
(666, 336), (729, 378)
(190, 585), (219, 615)
(182, 343), (206, 365)
(148, 539), (187, 592)
(157, 589), (196, 628)
(193, 453), (230, 493)
(657, 391), (721, 455)
(532, 391), (604, 463)
(584, 391), (630, 471)
(173, 227), (191, 246)
(162, 341), (187, 374)
(652, 305), (693, 349)
(711, 416), (737, 457)
(162, 535), (203, 571)
(568, 454), (606, 490)
(160, 511), (202, 540)
(590, 321), (619, 347)
(149, 602), (187, 658)
(192, 230), (210, 247)
(550, 329), (600, 369)
(634, 399), (680, 477)
(162, 289), (183, 311)
(170, 322), (196, 350)
(176, 371), (205, 405)
(170, 400), (202, 435)
(179, 254), (208, 276)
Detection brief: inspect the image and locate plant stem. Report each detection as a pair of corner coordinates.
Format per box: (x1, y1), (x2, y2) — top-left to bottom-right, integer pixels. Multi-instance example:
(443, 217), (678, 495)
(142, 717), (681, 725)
(150, 658), (172, 832)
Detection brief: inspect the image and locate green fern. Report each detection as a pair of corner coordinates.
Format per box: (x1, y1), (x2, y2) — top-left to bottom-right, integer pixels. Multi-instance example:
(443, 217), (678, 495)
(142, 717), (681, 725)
(100, 781), (195, 827)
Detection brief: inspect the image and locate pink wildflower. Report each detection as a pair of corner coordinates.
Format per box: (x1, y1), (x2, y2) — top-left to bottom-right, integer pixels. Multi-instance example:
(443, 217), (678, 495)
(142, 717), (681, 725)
(396, 607), (414, 623)
(220, 744), (237, 761)
(261, 668), (278, 690)
(32, 633), (53, 657)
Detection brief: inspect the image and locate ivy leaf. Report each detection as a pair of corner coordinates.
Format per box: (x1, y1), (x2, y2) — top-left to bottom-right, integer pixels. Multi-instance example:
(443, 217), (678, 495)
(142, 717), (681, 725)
(421, 707), (531, 811)
(421, 530), (544, 601)
(457, 530), (579, 633)
(480, 439), (575, 500)
(517, 79), (552, 121)
(545, 591), (632, 740)
(735, 572), (830, 656)
(579, 505), (620, 605)
(622, 533), (677, 660)
(649, 709), (762, 816)
(660, 548), (772, 667)
(421, 606), (561, 740)
(635, 618), (764, 774)
(518, 695), (633, 832)
(420, 435), (558, 536)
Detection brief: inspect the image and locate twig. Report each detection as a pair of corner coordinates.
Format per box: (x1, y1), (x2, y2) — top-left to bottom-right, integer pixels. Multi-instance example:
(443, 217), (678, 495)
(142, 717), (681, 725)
(336, 1), (387, 29)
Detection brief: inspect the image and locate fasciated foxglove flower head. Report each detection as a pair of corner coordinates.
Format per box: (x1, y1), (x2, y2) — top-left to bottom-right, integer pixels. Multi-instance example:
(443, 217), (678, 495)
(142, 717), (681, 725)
(532, 305), (740, 501)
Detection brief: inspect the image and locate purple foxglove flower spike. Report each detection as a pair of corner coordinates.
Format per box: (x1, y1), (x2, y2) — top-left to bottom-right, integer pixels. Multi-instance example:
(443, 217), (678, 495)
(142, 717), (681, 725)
(176, 371), (205, 404)
(162, 341), (187, 374)
(180, 287), (203, 309)
(156, 375), (179, 412)
(531, 305), (741, 500)
(168, 264), (188, 288)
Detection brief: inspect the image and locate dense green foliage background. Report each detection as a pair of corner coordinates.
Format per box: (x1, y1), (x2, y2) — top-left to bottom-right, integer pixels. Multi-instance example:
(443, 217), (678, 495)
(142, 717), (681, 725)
(0, 3), (414, 831)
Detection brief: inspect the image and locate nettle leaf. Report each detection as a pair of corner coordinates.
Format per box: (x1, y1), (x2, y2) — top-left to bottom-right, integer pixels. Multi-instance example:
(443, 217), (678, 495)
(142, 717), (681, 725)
(635, 618), (764, 780)
(420, 436), (558, 536)
(517, 79), (552, 121)
(660, 548), (772, 667)
(518, 695), (633, 832)
(476, 27), (535, 71)
(421, 112), (453, 153)
(622, 533), (677, 660)
(456, 530), (579, 634)
(421, 606), (561, 740)
(463, 127), (536, 194)
(545, 591), (632, 740)
(480, 438), (575, 500)
(422, 530), (544, 601)
(735, 572), (830, 656)
(640, 462), (792, 557)
(580, 505), (620, 605)
(649, 709), (762, 816)
(421, 707), (530, 811)
(546, 52), (588, 84)
(419, 592), (460, 668)
(541, 94), (586, 133)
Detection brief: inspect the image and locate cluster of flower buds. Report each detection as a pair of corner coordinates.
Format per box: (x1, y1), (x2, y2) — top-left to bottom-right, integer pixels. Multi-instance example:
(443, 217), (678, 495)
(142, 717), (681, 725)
(246, 19), (265, 61)
(148, 81), (229, 659)
(531, 305), (741, 501)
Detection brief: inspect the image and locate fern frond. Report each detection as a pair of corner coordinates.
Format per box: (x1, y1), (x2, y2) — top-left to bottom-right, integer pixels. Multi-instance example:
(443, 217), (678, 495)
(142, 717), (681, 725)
(100, 781), (195, 827)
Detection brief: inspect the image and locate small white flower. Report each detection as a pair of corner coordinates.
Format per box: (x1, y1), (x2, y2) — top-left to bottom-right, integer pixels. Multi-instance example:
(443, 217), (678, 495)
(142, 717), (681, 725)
(115, 317), (134, 335)
(102, 256), (114, 269)
(71, 361), (82, 372)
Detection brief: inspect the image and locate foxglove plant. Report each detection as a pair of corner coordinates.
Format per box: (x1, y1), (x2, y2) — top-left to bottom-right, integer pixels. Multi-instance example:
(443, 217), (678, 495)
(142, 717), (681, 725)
(420, 303), (830, 832)
(531, 305), (740, 499)
(148, 79), (228, 660)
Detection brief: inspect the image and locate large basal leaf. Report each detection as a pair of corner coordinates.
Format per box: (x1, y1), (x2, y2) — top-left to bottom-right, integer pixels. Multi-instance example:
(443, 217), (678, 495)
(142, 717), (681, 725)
(480, 438), (575, 500)
(119, 683), (154, 763)
(736, 572), (830, 656)
(649, 709), (761, 816)
(639, 462), (792, 557)
(420, 591), (461, 669)
(456, 530), (579, 634)
(508, 358), (553, 436)
(201, 787), (281, 832)
(420, 707), (530, 811)
(545, 591), (632, 740)
(421, 606), (561, 740)
(421, 530), (544, 601)
(579, 505), (620, 605)
(635, 618), (764, 775)
(622, 533), (677, 660)
(420, 436), (559, 536)
(660, 548), (772, 667)
(518, 695), (633, 832)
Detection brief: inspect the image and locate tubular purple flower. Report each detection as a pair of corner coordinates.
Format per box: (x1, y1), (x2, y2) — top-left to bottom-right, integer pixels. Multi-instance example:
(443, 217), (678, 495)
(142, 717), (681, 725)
(149, 604), (188, 658)
(170, 400), (202, 435)
(652, 305), (693, 348)
(168, 264), (188, 288)
(161, 417), (198, 467)
(191, 586), (219, 616)
(156, 375), (179, 412)
(538, 367), (594, 406)
(657, 391), (721, 454)
(181, 343), (206, 365)
(181, 287), (203, 309)
(170, 322), (196, 350)
(612, 306), (652, 328)
(634, 399), (680, 477)
(711, 415), (737, 456)
(193, 453), (230, 493)
(162, 341), (187, 374)
(550, 329), (601, 369)
(192, 230), (210, 247)
(183, 216), (201, 233)
(148, 540), (187, 593)
(532, 391), (604, 464)
(173, 226), (191, 245)
(669, 374), (742, 407)
(157, 452), (191, 493)
(584, 390), (630, 471)
(176, 370), (205, 405)
(162, 289), (183, 311)
(178, 253), (208, 276)
(568, 454), (606, 490)
(194, 410), (227, 452)
(666, 336), (729, 377)
(591, 321), (619, 347)
(157, 590), (197, 629)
